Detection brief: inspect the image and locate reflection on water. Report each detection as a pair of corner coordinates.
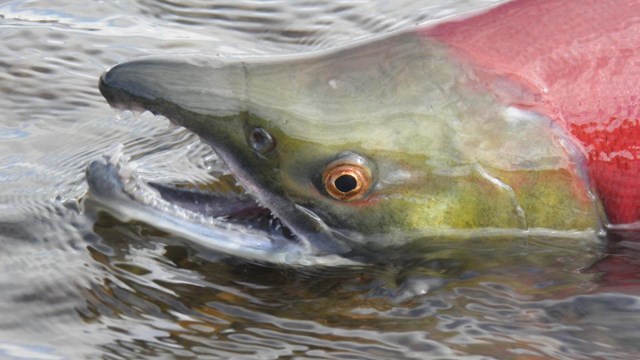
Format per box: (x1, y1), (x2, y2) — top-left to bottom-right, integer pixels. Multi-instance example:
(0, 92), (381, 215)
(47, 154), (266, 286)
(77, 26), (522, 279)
(1, 0), (640, 359)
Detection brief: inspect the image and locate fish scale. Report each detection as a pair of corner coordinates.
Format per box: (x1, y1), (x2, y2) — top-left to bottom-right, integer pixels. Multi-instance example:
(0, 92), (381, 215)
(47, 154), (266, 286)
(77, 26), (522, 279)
(425, 0), (640, 224)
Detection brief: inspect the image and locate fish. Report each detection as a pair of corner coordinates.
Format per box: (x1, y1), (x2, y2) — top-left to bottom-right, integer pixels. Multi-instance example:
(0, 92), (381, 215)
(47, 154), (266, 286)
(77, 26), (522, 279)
(88, 0), (640, 264)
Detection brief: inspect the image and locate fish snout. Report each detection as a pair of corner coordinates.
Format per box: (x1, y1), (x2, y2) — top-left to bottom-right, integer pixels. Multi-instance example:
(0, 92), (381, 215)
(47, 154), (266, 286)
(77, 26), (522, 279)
(99, 56), (246, 118)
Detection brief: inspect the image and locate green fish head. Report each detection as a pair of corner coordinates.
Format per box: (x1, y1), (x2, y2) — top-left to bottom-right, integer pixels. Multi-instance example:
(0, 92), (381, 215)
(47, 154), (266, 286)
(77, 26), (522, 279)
(99, 32), (601, 254)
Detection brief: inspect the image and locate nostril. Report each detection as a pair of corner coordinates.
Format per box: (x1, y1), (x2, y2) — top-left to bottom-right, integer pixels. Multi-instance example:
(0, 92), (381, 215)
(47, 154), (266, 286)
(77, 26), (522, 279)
(249, 127), (276, 154)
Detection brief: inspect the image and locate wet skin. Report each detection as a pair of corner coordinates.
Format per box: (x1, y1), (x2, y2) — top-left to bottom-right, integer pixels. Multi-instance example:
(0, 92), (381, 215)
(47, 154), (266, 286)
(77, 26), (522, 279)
(90, 30), (601, 262)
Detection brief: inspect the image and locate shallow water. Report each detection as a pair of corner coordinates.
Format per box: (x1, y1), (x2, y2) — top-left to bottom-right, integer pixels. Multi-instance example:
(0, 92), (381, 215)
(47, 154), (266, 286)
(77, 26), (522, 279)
(1, 1), (640, 359)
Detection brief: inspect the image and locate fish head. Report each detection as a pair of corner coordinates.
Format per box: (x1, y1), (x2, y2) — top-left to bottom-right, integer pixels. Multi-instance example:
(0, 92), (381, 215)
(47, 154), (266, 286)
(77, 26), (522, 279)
(99, 32), (601, 256)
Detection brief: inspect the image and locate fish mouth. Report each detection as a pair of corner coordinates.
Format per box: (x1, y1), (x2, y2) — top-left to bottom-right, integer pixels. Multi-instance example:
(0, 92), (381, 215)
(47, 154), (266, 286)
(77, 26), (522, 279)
(85, 149), (358, 266)
(93, 57), (364, 264)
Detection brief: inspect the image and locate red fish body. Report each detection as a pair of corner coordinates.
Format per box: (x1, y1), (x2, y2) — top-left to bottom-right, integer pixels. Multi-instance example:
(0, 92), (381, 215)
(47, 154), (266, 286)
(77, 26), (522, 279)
(423, 0), (640, 225)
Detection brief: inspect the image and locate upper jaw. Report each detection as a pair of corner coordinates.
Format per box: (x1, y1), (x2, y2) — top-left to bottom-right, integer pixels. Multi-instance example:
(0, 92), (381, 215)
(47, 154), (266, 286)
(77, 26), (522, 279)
(98, 56), (246, 118)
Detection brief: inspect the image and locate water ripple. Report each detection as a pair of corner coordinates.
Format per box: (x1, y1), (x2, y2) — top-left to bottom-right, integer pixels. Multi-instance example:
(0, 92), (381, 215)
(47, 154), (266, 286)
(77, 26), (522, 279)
(2, 0), (640, 358)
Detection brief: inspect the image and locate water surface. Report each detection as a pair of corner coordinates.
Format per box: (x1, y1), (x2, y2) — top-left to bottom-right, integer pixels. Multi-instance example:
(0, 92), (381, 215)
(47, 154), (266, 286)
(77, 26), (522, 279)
(1, 1), (640, 359)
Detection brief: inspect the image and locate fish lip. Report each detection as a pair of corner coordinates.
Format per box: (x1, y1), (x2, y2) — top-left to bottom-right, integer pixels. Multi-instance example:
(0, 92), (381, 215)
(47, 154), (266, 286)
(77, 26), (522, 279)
(98, 69), (150, 113)
(98, 72), (120, 108)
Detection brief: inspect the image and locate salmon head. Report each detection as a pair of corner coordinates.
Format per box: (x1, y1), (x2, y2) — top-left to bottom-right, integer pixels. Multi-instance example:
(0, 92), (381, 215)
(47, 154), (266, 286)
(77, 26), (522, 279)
(90, 30), (602, 263)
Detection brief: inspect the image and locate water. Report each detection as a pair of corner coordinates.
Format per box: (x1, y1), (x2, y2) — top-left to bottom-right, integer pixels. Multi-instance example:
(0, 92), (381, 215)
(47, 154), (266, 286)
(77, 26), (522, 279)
(1, 0), (640, 359)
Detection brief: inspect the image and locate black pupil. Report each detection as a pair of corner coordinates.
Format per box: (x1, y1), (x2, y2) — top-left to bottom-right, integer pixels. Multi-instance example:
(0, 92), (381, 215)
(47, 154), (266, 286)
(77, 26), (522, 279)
(334, 174), (358, 193)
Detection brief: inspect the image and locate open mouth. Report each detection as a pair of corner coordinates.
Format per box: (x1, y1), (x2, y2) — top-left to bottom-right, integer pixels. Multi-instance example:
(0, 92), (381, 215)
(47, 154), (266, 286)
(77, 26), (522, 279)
(85, 149), (358, 266)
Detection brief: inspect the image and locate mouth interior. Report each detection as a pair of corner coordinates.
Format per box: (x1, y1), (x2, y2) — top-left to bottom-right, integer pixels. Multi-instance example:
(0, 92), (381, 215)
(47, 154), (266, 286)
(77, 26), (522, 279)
(147, 180), (293, 239)
(86, 147), (296, 244)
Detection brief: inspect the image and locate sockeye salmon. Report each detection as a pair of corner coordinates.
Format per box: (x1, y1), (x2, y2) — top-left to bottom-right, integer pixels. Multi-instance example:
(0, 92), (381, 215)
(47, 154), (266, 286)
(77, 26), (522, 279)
(87, 0), (639, 264)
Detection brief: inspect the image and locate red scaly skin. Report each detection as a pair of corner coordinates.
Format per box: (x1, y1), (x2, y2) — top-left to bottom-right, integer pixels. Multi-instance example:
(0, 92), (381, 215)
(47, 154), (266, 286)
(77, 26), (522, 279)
(422, 0), (640, 225)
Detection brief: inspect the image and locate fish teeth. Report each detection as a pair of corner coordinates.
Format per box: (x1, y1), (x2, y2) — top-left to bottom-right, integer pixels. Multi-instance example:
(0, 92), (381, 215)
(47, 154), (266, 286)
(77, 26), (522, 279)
(103, 149), (229, 229)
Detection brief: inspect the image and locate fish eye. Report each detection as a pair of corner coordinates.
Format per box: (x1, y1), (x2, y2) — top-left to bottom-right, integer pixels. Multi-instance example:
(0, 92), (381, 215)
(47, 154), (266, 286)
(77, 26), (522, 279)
(249, 127), (276, 154)
(322, 152), (373, 201)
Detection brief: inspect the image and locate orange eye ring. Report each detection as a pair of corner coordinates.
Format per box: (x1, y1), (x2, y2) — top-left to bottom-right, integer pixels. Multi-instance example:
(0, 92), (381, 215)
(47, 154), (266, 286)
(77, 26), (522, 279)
(322, 154), (373, 201)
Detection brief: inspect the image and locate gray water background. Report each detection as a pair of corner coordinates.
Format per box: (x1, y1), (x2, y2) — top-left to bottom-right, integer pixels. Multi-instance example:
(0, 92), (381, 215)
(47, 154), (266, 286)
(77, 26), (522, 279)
(2, 1), (640, 359)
